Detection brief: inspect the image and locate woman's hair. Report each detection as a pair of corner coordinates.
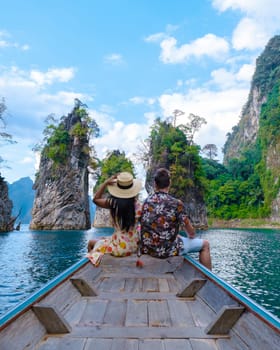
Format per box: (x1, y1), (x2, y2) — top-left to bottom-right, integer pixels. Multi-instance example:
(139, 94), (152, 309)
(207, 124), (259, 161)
(154, 168), (170, 189)
(107, 196), (136, 231)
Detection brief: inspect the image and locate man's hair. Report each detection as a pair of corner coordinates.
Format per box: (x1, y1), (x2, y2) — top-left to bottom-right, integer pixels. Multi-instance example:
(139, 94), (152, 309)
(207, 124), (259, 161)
(154, 168), (170, 189)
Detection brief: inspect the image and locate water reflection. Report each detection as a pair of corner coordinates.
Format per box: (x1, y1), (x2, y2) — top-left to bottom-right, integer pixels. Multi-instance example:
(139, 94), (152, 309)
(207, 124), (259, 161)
(0, 225), (279, 318)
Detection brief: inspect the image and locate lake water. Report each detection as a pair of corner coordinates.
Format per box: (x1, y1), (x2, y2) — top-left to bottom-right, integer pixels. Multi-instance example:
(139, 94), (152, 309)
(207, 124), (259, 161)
(0, 225), (279, 319)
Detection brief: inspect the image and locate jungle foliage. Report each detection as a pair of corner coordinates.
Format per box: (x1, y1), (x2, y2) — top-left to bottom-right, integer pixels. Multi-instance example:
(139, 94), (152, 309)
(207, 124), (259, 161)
(38, 99), (99, 166)
(205, 81), (280, 220)
(0, 98), (16, 168)
(93, 150), (136, 192)
(143, 117), (206, 201)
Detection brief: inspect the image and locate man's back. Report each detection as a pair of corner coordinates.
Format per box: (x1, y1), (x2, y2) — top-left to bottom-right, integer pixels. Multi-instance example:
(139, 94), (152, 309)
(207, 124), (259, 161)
(140, 191), (186, 258)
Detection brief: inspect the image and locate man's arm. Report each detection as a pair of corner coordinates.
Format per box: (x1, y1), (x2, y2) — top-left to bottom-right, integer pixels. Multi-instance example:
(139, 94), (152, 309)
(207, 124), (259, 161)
(182, 217), (196, 239)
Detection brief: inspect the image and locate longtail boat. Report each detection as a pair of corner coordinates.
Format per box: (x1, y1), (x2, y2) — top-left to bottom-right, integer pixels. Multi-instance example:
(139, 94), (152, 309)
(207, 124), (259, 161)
(0, 254), (279, 349)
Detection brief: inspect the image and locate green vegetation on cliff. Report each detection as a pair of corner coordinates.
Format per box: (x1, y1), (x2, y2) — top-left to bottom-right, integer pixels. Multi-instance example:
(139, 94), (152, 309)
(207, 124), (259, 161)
(94, 150), (136, 191)
(206, 79), (280, 220)
(145, 118), (205, 201)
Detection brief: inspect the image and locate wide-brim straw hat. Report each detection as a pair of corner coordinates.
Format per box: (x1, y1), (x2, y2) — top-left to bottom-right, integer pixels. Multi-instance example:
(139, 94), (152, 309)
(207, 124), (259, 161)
(107, 172), (142, 198)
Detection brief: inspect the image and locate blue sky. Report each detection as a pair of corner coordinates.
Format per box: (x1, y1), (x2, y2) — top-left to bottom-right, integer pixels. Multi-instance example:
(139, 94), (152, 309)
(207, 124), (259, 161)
(1, 0), (280, 184)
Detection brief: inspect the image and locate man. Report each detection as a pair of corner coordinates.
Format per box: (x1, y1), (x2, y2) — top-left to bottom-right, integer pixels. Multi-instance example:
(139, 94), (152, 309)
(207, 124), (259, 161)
(140, 168), (212, 270)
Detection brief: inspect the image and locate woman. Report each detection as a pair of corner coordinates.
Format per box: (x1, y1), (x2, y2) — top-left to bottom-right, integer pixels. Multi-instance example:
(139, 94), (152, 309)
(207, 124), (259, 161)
(87, 172), (142, 266)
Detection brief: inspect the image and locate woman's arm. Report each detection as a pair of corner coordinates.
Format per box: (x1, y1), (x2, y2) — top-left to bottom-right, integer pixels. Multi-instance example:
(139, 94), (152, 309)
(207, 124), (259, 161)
(93, 174), (118, 208)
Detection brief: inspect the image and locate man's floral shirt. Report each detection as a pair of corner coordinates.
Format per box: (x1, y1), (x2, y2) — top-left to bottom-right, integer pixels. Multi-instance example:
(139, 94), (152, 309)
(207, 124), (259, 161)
(140, 191), (189, 258)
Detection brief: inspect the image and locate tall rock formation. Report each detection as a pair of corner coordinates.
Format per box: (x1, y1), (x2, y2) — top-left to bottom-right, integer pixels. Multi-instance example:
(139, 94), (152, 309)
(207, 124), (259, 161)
(30, 103), (95, 230)
(0, 174), (15, 232)
(223, 35), (280, 222)
(223, 35), (280, 163)
(145, 120), (208, 229)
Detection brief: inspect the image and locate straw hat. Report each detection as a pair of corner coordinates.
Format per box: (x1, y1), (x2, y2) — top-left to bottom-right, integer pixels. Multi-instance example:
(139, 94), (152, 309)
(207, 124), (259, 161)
(107, 172), (142, 198)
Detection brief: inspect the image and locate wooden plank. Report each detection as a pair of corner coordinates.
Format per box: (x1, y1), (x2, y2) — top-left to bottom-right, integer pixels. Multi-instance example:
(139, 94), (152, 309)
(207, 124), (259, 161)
(89, 292), (179, 300)
(164, 339), (193, 350)
(148, 300), (171, 327)
(190, 339), (218, 350)
(124, 277), (142, 292)
(37, 337), (86, 350)
(205, 306), (244, 335)
(167, 277), (181, 293)
(188, 298), (216, 327)
(103, 300), (127, 326)
(139, 339), (164, 350)
(198, 281), (239, 313)
(85, 338), (113, 350)
(176, 278), (206, 298)
(98, 277), (125, 292)
(41, 279), (80, 313)
(71, 325), (227, 339)
(79, 299), (108, 325)
(158, 278), (170, 292)
(32, 304), (71, 334)
(233, 311), (280, 350)
(142, 278), (159, 292)
(167, 299), (195, 327)
(0, 310), (46, 350)
(64, 299), (87, 325)
(216, 334), (250, 350)
(111, 339), (139, 350)
(125, 300), (148, 326)
(70, 278), (98, 296)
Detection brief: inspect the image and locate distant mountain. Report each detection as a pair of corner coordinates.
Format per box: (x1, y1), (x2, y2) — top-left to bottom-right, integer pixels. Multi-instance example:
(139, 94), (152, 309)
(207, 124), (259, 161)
(8, 176), (96, 227)
(8, 177), (34, 225)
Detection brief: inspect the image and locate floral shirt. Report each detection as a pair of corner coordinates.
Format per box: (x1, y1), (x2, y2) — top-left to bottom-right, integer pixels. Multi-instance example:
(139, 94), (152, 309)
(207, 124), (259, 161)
(87, 199), (142, 266)
(140, 191), (189, 258)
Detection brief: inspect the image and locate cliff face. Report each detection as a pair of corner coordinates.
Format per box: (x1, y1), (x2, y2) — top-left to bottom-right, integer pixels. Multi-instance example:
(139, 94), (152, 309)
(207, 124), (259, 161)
(223, 35), (280, 221)
(0, 175), (15, 232)
(30, 108), (91, 230)
(223, 35), (280, 164)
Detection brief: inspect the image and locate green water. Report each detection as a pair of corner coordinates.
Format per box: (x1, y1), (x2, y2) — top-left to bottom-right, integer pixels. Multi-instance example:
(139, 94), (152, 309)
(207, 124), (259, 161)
(0, 225), (279, 319)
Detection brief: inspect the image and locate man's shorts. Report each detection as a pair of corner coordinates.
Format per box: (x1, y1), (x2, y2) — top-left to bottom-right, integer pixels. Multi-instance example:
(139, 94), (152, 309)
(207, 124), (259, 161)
(179, 236), (204, 254)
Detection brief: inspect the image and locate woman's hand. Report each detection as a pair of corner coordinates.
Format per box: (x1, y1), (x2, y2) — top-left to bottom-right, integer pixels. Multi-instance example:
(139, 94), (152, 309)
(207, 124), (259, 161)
(105, 174), (118, 186)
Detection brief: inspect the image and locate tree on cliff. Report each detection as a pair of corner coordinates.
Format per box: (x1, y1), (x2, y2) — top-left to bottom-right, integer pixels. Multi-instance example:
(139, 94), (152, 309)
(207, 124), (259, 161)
(0, 98), (16, 232)
(0, 98), (16, 168)
(141, 117), (207, 227)
(94, 150), (136, 191)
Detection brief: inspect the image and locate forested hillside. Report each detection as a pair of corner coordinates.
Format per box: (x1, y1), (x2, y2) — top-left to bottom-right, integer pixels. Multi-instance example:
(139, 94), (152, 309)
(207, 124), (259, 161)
(207, 35), (280, 222)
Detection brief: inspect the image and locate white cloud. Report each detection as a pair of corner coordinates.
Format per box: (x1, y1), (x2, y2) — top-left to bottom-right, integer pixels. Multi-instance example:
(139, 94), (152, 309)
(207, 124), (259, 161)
(30, 68), (75, 86)
(158, 83), (249, 160)
(209, 63), (254, 89)
(129, 96), (156, 105)
(232, 17), (269, 50)
(144, 32), (168, 43)
(104, 53), (124, 65)
(159, 34), (229, 64)
(0, 30), (30, 51)
(212, 0), (280, 51)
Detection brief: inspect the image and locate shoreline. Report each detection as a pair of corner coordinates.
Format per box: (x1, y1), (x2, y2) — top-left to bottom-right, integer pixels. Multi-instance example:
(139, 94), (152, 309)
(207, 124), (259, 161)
(208, 218), (280, 229)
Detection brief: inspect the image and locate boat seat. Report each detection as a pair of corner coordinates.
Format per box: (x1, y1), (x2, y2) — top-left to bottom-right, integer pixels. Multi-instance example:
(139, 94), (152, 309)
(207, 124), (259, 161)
(205, 305), (245, 335)
(176, 278), (206, 298)
(70, 277), (98, 296)
(32, 304), (71, 334)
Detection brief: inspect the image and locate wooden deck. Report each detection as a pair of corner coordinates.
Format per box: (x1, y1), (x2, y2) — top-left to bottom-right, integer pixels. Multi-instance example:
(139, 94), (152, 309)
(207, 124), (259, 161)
(1, 254), (279, 350)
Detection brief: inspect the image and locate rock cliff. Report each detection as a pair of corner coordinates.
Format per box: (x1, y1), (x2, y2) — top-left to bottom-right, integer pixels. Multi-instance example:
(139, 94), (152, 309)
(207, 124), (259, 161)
(0, 174), (15, 232)
(223, 35), (280, 222)
(30, 105), (91, 230)
(223, 35), (280, 164)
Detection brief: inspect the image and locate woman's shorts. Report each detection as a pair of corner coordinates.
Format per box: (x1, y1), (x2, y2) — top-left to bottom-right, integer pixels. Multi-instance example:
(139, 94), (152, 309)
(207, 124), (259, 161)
(179, 236), (204, 254)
